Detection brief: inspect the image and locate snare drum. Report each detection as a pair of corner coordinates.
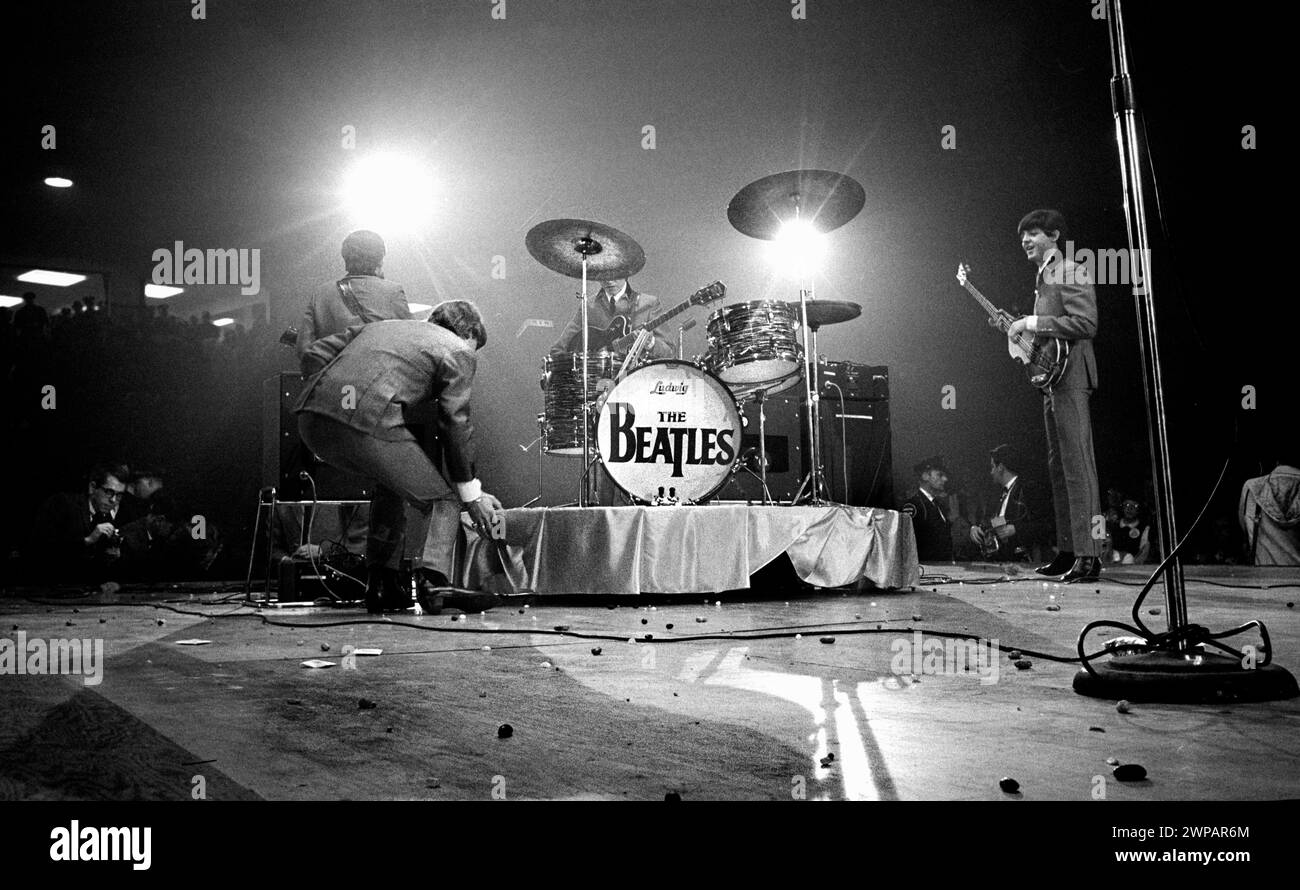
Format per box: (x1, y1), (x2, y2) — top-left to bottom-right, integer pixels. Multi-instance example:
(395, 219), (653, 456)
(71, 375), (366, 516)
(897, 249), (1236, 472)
(596, 360), (741, 503)
(539, 350), (618, 456)
(702, 300), (803, 388)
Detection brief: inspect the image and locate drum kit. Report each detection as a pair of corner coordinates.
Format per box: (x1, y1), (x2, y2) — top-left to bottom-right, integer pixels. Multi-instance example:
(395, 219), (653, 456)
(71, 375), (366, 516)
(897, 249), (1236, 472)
(528, 169), (866, 507)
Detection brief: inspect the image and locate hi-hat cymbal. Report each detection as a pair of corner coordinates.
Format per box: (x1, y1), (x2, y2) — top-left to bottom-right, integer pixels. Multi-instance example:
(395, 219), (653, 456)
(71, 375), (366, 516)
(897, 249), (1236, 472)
(727, 170), (865, 240)
(525, 218), (646, 280)
(791, 299), (862, 329)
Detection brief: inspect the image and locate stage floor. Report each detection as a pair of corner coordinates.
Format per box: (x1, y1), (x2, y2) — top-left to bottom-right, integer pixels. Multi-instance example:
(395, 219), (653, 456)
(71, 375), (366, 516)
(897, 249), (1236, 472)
(2, 564), (1298, 801)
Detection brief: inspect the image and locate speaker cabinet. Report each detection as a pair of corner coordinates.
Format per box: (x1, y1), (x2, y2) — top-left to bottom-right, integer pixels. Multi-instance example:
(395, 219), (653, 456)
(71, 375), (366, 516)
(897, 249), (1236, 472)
(262, 373), (372, 500)
(714, 394), (804, 503)
(815, 397), (894, 507)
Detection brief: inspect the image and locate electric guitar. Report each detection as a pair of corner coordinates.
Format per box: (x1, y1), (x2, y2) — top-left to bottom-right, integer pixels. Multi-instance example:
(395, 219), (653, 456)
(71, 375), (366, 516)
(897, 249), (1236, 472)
(955, 263), (1069, 392)
(587, 281), (726, 353)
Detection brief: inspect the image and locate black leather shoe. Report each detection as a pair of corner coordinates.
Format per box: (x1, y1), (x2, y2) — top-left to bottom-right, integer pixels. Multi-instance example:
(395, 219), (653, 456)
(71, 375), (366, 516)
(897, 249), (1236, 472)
(1059, 556), (1101, 584)
(364, 566), (387, 615)
(366, 566), (410, 614)
(443, 590), (501, 613)
(1036, 552), (1075, 576)
(415, 569), (449, 614)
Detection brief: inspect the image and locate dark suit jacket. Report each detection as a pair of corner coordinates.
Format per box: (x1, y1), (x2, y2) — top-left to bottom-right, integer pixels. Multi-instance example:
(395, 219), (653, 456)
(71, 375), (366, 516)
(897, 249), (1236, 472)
(31, 492), (120, 579)
(294, 320), (478, 483)
(296, 274), (411, 366)
(990, 476), (1054, 559)
(1034, 256), (1098, 391)
(551, 287), (673, 359)
(900, 489), (953, 562)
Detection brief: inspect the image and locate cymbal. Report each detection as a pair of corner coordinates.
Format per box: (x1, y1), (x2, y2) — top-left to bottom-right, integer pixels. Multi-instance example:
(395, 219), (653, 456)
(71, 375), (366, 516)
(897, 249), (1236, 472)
(791, 299), (861, 329)
(525, 218), (646, 280)
(727, 169), (865, 240)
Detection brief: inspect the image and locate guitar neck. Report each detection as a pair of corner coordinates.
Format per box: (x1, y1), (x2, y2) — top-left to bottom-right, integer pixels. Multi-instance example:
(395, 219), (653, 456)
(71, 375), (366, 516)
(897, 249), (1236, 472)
(961, 280), (1008, 329)
(639, 297), (694, 335)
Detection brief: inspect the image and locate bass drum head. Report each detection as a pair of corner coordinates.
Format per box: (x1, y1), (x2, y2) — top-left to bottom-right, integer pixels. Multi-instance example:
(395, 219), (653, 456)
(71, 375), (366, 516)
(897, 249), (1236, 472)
(596, 360), (741, 504)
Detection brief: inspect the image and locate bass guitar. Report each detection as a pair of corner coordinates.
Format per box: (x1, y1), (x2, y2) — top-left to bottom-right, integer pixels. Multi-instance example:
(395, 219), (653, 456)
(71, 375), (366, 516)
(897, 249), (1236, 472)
(955, 263), (1068, 392)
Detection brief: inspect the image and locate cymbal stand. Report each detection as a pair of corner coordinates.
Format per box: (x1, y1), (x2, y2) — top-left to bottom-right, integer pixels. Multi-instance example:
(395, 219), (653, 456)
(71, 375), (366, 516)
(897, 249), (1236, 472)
(575, 238), (601, 507)
(793, 284), (828, 505)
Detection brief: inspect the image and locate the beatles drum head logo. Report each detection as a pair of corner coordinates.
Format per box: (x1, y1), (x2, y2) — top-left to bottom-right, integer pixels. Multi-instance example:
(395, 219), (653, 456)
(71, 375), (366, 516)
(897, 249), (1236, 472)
(597, 362), (739, 502)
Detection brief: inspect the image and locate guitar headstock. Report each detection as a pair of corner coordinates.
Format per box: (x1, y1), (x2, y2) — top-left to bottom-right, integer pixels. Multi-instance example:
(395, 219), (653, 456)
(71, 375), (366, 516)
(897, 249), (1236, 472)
(691, 281), (726, 306)
(956, 263), (971, 286)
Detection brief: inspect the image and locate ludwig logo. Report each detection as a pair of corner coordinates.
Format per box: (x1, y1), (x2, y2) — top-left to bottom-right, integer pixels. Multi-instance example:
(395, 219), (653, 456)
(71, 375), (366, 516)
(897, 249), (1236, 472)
(651, 381), (688, 395)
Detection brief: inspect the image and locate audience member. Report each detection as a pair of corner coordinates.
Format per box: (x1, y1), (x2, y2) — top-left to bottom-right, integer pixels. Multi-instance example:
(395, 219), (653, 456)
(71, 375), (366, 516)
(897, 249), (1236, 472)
(1240, 458), (1300, 566)
(900, 456), (954, 563)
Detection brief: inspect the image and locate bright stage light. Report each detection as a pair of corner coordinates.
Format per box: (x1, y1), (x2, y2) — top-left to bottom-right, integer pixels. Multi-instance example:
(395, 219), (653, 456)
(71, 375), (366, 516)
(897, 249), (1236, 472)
(44, 177), (73, 188)
(18, 269), (87, 287)
(768, 220), (827, 279)
(145, 284), (184, 299)
(212, 317), (235, 327)
(341, 152), (437, 234)
(0, 295), (22, 308)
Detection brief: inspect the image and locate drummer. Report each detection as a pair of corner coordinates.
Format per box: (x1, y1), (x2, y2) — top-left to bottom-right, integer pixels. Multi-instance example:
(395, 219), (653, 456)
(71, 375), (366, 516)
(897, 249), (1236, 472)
(549, 277), (673, 506)
(549, 277), (674, 361)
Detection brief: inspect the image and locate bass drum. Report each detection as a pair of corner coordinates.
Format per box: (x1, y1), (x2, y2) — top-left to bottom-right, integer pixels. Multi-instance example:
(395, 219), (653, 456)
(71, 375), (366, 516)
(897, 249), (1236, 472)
(596, 360), (741, 504)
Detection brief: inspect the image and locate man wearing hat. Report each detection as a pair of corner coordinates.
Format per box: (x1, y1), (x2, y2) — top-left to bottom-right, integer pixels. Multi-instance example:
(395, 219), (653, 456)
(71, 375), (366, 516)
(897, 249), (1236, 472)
(900, 456), (954, 563)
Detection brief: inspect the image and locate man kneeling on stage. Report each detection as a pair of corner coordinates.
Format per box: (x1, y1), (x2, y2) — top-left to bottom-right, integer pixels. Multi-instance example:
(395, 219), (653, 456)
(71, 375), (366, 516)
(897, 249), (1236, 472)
(294, 301), (503, 614)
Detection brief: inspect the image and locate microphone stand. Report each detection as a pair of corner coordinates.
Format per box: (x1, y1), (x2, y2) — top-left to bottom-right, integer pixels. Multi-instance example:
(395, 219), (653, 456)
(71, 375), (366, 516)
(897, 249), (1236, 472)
(1072, 0), (1296, 702)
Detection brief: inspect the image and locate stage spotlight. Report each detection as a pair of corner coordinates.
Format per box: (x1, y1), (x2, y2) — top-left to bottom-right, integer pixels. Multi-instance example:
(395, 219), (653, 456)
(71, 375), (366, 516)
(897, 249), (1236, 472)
(44, 177), (73, 188)
(769, 220), (827, 279)
(212, 317), (235, 327)
(18, 269), (87, 287)
(0, 295), (23, 308)
(341, 152), (437, 234)
(144, 284), (184, 299)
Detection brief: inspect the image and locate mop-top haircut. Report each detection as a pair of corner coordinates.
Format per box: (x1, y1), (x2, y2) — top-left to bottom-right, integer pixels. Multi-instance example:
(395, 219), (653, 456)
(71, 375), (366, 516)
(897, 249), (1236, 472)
(341, 229), (386, 275)
(1016, 209), (1067, 240)
(430, 300), (487, 350)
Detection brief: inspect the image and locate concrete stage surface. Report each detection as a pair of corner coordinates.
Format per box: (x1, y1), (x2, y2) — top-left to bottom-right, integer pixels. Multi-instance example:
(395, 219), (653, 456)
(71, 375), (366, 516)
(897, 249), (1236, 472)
(2, 564), (1298, 801)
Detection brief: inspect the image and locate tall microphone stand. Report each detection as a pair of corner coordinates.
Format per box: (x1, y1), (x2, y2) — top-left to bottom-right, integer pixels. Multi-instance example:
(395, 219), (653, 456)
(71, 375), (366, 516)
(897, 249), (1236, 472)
(1072, 0), (1296, 702)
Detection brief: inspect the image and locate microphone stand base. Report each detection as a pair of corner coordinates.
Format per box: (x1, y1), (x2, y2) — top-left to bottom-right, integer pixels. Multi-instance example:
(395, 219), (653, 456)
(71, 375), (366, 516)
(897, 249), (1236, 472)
(1073, 651), (1299, 704)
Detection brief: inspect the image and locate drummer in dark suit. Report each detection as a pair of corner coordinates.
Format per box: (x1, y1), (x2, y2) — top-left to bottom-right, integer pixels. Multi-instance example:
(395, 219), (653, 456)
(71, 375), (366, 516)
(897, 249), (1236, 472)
(900, 456), (954, 563)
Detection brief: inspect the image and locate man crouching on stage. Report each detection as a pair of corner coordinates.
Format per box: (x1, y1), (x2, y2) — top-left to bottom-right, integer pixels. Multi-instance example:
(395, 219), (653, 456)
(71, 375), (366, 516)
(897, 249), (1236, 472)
(294, 300), (503, 615)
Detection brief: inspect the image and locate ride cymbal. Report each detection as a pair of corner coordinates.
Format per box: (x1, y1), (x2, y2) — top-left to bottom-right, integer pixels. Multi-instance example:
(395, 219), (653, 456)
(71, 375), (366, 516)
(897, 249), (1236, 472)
(525, 218), (646, 280)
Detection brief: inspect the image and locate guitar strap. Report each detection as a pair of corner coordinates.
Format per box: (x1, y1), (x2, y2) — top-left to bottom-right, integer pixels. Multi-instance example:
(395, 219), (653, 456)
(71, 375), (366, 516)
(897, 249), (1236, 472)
(336, 278), (381, 323)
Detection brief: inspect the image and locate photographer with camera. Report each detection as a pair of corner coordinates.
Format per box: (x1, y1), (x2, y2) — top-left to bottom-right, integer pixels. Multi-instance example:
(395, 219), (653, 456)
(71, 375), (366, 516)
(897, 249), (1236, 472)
(30, 462), (130, 582)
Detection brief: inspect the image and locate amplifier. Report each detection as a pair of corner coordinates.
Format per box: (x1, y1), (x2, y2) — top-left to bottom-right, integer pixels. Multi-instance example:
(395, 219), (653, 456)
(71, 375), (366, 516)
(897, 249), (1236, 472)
(263, 373), (372, 500)
(818, 361), (889, 402)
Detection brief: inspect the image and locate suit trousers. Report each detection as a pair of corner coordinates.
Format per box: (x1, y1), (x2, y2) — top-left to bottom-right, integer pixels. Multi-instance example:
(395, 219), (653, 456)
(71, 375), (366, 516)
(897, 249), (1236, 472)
(1043, 386), (1101, 557)
(299, 414), (462, 575)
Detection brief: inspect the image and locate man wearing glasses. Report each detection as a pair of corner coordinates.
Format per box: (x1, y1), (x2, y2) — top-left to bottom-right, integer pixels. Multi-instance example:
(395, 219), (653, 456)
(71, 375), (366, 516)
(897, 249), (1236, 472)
(31, 463), (130, 581)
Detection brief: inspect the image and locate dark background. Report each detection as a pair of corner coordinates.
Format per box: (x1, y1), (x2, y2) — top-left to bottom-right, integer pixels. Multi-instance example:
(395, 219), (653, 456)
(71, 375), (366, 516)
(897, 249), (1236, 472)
(1, 0), (1285, 574)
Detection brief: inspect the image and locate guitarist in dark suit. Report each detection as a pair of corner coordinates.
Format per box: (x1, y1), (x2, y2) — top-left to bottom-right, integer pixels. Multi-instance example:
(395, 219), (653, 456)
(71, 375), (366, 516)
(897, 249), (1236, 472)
(969, 444), (1054, 562)
(1007, 210), (1102, 583)
(550, 277), (674, 361)
(295, 230), (412, 361)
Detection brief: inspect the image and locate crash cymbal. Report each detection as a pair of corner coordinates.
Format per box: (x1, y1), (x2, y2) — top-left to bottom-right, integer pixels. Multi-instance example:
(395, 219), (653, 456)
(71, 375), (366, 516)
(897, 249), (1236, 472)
(791, 299), (861, 329)
(727, 170), (865, 240)
(525, 218), (646, 280)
